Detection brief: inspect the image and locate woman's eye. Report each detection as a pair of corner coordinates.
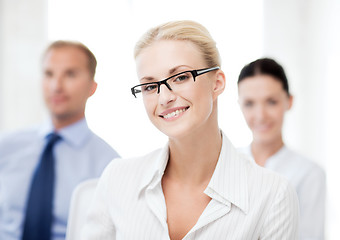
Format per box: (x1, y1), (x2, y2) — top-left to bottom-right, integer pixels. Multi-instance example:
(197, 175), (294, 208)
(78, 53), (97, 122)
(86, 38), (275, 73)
(142, 84), (158, 92)
(174, 74), (190, 82)
(268, 99), (278, 105)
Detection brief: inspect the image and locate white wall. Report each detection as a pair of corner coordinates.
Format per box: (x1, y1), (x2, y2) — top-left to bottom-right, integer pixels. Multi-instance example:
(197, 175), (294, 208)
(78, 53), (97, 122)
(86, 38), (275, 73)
(0, 0), (48, 132)
(263, 0), (340, 238)
(324, 0), (340, 238)
(0, 0), (3, 129)
(263, 0), (327, 163)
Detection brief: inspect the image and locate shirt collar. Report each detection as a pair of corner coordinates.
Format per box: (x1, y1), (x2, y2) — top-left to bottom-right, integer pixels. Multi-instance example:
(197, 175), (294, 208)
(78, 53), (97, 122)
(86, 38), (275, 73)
(138, 132), (249, 214)
(205, 132), (249, 213)
(38, 118), (92, 147)
(138, 143), (169, 192)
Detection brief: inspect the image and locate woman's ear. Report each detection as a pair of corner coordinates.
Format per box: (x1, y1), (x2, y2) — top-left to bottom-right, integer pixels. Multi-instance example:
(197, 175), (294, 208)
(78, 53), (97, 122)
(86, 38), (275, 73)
(287, 94), (293, 110)
(213, 70), (226, 100)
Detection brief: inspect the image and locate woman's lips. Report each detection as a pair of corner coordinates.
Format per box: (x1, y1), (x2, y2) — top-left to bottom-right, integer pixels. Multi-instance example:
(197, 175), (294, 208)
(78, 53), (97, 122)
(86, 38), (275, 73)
(159, 106), (189, 119)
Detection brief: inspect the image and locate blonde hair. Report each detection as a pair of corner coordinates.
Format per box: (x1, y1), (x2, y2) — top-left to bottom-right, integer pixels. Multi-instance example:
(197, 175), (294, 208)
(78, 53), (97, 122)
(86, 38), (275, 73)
(134, 20), (221, 67)
(43, 40), (97, 79)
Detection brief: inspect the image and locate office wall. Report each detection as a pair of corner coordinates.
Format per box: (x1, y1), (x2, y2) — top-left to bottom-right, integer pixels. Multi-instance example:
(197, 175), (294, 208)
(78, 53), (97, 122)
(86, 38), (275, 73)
(0, 0), (48, 132)
(263, 0), (340, 238)
(0, 0), (3, 129)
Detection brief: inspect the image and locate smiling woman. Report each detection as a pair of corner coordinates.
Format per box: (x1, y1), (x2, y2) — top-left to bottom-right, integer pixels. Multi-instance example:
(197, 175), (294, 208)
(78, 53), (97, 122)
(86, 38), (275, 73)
(237, 58), (326, 239)
(81, 20), (299, 240)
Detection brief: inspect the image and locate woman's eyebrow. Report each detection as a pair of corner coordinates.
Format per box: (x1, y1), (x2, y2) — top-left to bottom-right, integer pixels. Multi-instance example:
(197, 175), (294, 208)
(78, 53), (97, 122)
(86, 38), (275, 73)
(140, 65), (193, 82)
(140, 76), (156, 82)
(168, 65), (193, 75)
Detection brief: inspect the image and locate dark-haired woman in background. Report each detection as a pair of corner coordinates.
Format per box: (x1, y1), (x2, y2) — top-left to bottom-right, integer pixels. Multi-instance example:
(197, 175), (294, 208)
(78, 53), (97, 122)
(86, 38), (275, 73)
(237, 58), (326, 240)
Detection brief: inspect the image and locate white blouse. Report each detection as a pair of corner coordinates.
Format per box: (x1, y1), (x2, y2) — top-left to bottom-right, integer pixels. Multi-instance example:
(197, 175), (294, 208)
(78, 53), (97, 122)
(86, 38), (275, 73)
(239, 145), (326, 240)
(82, 133), (299, 240)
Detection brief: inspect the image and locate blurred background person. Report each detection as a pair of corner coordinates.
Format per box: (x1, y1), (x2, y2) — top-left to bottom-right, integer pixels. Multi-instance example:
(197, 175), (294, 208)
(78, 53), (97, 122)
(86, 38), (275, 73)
(0, 40), (120, 240)
(237, 57), (326, 240)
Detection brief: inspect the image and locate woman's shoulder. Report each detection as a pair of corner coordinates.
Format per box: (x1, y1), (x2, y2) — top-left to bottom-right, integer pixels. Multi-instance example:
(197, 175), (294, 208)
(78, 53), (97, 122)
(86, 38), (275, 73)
(106, 148), (163, 173)
(244, 157), (296, 198)
(282, 147), (325, 177)
(98, 147), (165, 189)
(95, 147), (166, 202)
(221, 135), (293, 196)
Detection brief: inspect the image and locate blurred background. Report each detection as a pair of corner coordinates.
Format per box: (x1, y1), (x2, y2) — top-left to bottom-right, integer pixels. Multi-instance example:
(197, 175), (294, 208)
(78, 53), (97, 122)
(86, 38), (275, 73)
(0, 0), (339, 238)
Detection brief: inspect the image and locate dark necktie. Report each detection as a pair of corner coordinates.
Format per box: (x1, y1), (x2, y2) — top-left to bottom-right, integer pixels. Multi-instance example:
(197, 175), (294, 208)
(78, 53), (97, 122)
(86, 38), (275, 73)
(22, 133), (61, 240)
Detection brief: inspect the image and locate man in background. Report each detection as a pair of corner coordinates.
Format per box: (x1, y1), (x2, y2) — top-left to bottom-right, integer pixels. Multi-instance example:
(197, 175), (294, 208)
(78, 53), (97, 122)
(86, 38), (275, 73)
(0, 40), (120, 240)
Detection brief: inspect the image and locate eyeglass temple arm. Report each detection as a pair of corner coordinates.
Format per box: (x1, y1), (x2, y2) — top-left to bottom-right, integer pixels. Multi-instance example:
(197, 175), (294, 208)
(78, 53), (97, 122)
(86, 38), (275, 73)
(194, 66), (220, 77)
(131, 88), (141, 98)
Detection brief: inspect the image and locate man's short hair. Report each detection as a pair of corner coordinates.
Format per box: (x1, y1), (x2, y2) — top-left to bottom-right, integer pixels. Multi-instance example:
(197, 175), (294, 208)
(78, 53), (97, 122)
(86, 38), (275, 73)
(43, 40), (97, 79)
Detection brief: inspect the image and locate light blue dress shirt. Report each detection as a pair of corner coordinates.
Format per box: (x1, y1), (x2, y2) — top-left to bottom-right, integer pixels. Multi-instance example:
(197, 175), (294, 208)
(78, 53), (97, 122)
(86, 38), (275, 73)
(0, 118), (120, 240)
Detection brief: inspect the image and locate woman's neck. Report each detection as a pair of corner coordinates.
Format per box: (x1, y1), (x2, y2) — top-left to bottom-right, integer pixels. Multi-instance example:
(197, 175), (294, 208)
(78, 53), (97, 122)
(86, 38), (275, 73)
(166, 124), (222, 185)
(251, 137), (284, 167)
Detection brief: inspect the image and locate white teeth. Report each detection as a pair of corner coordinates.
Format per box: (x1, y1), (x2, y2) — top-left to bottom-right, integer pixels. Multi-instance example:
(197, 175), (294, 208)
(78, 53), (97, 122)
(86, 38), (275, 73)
(163, 108), (187, 119)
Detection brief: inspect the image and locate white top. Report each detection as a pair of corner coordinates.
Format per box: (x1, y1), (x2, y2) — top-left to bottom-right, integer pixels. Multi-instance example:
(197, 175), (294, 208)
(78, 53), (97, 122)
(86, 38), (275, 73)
(239, 145), (326, 240)
(81, 133), (299, 240)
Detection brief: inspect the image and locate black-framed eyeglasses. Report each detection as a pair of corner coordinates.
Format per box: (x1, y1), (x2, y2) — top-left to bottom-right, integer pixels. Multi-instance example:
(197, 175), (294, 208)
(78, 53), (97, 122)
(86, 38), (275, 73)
(131, 66), (220, 98)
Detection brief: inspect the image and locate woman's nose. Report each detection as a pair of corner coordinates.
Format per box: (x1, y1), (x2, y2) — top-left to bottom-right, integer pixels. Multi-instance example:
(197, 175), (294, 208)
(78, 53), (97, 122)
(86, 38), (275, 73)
(158, 84), (176, 105)
(255, 105), (267, 120)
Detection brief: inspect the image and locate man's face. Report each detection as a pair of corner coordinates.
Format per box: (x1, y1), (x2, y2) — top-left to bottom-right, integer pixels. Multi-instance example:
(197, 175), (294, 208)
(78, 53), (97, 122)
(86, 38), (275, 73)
(42, 46), (97, 124)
